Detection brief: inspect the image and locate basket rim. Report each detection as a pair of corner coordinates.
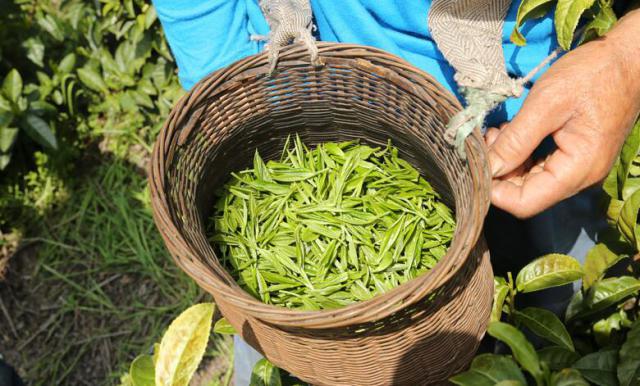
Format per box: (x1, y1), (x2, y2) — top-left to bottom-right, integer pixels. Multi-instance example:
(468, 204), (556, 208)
(149, 42), (491, 329)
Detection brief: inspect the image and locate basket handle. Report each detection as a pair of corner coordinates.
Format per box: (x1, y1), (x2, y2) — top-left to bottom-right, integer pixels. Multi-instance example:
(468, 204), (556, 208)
(251, 0), (323, 74)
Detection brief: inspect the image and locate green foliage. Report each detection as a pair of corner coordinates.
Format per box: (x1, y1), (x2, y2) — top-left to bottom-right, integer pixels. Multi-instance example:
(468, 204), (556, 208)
(213, 317), (238, 335)
(453, 119), (640, 385)
(0, 0), (184, 226)
(488, 322), (545, 384)
(250, 359), (283, 386)
(511, 0), (621, 49)
(130, 355), (155, 386)
(572, 349), (618, 386)
(515, 308), (574, 351)
(450, 354), (527, 386)
(155, 303), (215, 386)
(618, 321), (640, 386)
(516, 254), (584, 293)
(124, 303), (216, 386)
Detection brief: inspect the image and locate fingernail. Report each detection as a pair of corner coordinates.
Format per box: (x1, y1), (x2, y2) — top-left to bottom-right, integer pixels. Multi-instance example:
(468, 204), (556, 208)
(488, 151), (504, 177)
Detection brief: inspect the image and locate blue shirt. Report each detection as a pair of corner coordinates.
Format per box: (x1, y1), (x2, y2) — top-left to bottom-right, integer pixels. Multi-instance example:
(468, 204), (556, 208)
(153, 0), (558, 124)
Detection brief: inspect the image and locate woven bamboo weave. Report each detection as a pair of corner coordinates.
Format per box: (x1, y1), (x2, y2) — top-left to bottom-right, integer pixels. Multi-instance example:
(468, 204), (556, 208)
(150, 43), (493, 385)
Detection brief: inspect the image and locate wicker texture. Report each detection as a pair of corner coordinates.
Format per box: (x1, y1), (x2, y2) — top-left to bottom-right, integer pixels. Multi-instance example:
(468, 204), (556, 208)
(150, 43), (493, 385)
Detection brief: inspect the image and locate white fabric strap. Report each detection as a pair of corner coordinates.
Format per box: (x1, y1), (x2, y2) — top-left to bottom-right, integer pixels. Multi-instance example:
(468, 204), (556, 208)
(428, 0), (519, 158)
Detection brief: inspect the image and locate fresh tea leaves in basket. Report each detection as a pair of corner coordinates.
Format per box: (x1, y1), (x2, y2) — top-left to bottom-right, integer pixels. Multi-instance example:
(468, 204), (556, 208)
(208, 135), (455, 310)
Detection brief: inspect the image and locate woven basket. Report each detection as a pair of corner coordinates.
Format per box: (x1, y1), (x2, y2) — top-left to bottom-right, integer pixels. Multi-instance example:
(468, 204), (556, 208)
(150, 43), (493, 386)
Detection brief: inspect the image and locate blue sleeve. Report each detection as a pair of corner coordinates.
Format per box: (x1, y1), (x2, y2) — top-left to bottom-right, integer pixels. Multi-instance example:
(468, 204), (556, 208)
(153, 0), (269, 90)
(312, 0), (559, 124)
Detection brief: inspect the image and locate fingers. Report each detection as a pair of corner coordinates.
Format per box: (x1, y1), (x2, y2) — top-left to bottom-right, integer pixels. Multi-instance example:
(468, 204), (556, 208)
(488, 85), (574, 178)
(490, 148), (588, 218)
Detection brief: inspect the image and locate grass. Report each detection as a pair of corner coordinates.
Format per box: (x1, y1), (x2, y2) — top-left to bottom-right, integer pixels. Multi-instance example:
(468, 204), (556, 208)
(0, 160), (232, 385)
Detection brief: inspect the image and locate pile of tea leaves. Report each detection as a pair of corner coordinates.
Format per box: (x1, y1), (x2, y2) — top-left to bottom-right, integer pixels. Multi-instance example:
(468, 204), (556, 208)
(209, 136), (455, 310)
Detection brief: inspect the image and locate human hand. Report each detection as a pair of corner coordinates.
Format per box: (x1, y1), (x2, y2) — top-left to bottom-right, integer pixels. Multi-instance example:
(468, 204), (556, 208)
(486, 10), (640, 218)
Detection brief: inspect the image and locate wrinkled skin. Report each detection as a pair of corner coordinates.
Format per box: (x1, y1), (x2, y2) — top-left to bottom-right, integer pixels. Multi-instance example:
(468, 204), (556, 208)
(487, 9), (640, 219)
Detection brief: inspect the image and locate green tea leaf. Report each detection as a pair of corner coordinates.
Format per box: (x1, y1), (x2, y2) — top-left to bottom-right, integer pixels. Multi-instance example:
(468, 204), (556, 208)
(538, 346), (580, 371)
(555, 0), (597, 50)
(213, 317), (237, 335)
(0, 154), (11, 170)
(23, 37), (45, 67)
(572, 349), (618, 386)
(492, 277), (510, 322)
(619, 120), (640, 199)
(130, 355), (155, 386)
(618, 320), (640, 386)
(0, 127), (18, 153)
(22, 114), (58, 150)
(511, 0), (555, 45)
(550, 368), (590, 386)
(586, 276), (640, 313)
(250, 358), (282, 386)
(487, 321), (543, 383)
(618, 189), (640, 249)
(593, 311), (625, 348)
(583, 243), (625, 290)
(78, 67), (108, 93)
(58, 53), (77, 74)
(516, 254), (583, 293)
(450, 354), (527, 386)
(604, 158), (621, 200)
(581, 5), (617, 43)
(515, 307), (574, 351)
(3, 69), (23, 103)
(155, 303), (214, 386)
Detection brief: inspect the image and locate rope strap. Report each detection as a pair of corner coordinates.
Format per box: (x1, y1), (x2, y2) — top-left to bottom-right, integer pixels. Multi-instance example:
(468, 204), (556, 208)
(445, 48), (561, 158)
(253, 0), (322, 74)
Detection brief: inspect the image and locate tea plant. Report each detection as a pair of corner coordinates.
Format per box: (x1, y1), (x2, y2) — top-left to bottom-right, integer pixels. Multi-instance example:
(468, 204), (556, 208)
(511, 0), (631, 49)
(0, 0), (184, 226)
(452, 121), (640, 386)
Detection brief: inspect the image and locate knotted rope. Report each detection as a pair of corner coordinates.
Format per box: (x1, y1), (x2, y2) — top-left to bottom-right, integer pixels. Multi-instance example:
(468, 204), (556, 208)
(429, 0), (565, 158)
(252, 0), (322, 74)
(446, 49), (561, 158)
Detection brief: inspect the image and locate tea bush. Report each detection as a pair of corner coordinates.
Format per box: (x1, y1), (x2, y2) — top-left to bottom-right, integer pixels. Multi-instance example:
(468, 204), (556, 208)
(0, 0), (184, 228)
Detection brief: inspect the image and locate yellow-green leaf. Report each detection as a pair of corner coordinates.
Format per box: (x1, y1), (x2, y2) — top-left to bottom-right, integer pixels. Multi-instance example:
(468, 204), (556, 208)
(604, 157), (620, 200)
(78, 67), (108, 93)
(586, 276), (640, 312)
(250, 358), (282, 386)
(130, 355), (155, 386)
(581, 4), (617, 43)
(487, 322), (543, 383)
(2, 69), (23, 103)
(555, 0), (597, 50)
(213, 317), (237, 335)
(617, 189), (640, 250)
(155, 303), (215, 386)
(582, 243), (625, 290)
(619, 120), (640, 198)
(516, 254), (583, 293)
(492, 277), (510, 322)
(511, 0), (555, 45)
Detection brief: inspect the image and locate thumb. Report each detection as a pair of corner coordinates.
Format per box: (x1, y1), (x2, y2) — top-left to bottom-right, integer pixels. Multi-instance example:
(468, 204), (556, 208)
(488, 88), (572, 177)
